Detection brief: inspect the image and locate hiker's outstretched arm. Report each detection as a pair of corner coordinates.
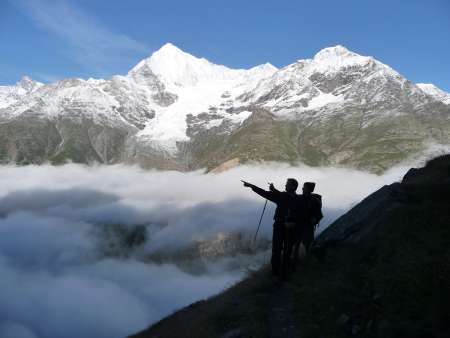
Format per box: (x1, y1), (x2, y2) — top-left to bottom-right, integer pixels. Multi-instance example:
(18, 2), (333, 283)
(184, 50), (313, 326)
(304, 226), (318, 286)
(250, 185), (278, 203)
(242, 180), (278, 202)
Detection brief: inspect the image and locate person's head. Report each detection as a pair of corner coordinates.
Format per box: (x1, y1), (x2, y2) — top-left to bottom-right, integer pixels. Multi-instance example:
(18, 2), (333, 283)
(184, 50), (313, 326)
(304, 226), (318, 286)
(302, 182), (316, 195)
(285, 178), (298, 193)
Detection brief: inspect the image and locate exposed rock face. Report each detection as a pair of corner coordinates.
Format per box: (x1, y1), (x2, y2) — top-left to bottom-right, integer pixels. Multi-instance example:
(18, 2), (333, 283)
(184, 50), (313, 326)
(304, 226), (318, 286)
(1, 44), (449, 172)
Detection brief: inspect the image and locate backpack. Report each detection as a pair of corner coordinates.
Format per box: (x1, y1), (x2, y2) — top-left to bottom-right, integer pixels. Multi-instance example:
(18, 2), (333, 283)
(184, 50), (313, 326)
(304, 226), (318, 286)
(310, 193), (323, 225)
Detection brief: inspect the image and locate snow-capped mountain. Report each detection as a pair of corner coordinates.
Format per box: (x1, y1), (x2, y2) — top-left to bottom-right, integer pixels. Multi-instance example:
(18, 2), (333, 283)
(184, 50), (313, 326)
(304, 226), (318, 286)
(240, 45), (432, 113)
(0, 44), (449, 172)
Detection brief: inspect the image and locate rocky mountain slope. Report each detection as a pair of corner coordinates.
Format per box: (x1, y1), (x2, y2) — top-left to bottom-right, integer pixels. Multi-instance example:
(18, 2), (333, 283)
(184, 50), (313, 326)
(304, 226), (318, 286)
(129, 154), (450, 338)
(1, 44), (449, 172)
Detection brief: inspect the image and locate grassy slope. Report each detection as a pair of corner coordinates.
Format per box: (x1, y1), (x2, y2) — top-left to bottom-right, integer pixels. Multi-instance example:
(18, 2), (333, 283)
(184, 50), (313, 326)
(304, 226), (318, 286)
(130, 155), (450, 338)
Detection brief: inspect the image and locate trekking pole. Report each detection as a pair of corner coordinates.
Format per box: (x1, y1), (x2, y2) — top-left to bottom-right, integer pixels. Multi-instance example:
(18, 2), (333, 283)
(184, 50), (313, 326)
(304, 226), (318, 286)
(253, 199), (268, 243)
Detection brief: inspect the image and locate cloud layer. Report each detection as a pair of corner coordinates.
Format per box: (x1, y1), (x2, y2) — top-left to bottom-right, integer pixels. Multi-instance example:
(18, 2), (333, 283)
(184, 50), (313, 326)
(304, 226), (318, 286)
(0, 163), (408, 338)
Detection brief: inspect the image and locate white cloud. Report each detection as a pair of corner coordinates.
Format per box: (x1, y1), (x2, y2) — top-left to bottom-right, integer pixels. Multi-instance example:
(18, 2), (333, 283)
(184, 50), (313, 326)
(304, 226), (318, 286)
(0, 163), (409, 338)
(12, 0), (148, 75)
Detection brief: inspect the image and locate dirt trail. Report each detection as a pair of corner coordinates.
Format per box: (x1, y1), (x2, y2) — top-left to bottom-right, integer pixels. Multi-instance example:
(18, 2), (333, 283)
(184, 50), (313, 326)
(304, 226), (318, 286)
(268, 281), (301, 338)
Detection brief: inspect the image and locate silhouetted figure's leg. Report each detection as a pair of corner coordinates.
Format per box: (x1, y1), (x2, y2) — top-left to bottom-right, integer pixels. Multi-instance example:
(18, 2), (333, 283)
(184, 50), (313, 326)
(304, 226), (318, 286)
(303, 224), (315, 253)
(271, 222), (284, 276)
(283, 226), (296, 276)
(291, 226), (302, 271)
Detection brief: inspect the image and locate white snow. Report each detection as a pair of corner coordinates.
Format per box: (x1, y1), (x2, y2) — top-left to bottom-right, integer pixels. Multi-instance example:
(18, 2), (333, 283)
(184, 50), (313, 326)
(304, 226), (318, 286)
(0, 76), (43, 109)
(0, 87), (19, 109)
(201, 110), (253, 131)
(417, 83), (450, 105)
(309, 45), (371, 72)
(204, 119), (223, 129)
(136, 80), (253, 152)
(225, 110), (253, 124)
(129, 43), (276, 90)
(307, 92), (344, 110)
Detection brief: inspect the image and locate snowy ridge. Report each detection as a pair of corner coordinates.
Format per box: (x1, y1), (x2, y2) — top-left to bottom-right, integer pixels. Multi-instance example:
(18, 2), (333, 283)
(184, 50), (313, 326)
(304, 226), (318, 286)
(308, 45), (372, 73)
(130, 43), (237, 87)
(417, 83), (450, 105)
(129, 43), (277, 89)
(239, 45), (413, 116)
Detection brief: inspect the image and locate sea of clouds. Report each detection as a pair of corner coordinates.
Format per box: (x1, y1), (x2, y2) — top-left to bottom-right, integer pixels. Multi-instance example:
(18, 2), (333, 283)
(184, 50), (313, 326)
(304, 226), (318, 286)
(0, 162), (410, 338)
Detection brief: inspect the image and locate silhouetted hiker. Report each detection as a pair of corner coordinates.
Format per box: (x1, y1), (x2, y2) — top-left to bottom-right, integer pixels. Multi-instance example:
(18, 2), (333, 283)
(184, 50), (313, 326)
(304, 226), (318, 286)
(292, 182), (323, 266)
(242, 178), (299, 278)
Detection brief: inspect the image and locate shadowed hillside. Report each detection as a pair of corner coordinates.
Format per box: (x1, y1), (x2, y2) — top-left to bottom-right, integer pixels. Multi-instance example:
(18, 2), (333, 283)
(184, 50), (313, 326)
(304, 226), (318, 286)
(130, 154), (450, 338)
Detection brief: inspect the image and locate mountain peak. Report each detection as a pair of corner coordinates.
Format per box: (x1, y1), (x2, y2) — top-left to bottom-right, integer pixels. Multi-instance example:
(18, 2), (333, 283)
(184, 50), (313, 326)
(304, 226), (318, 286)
(130, 43), (236, 87)
(155, 43), (186, 56)
(16, 76), (43, 92)
(17, 75), (34, 85)
(147, 42), (202, 72)
(313, 45), (357, 60)
(257, 63), (278, 71)
(417, 83), (442, 92)
(306, 45), (376, 75)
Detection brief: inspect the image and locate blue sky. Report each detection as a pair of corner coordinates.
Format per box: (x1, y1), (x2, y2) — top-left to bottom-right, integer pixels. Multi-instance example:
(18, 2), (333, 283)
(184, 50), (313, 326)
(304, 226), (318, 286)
(1, 0), (449, 91)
